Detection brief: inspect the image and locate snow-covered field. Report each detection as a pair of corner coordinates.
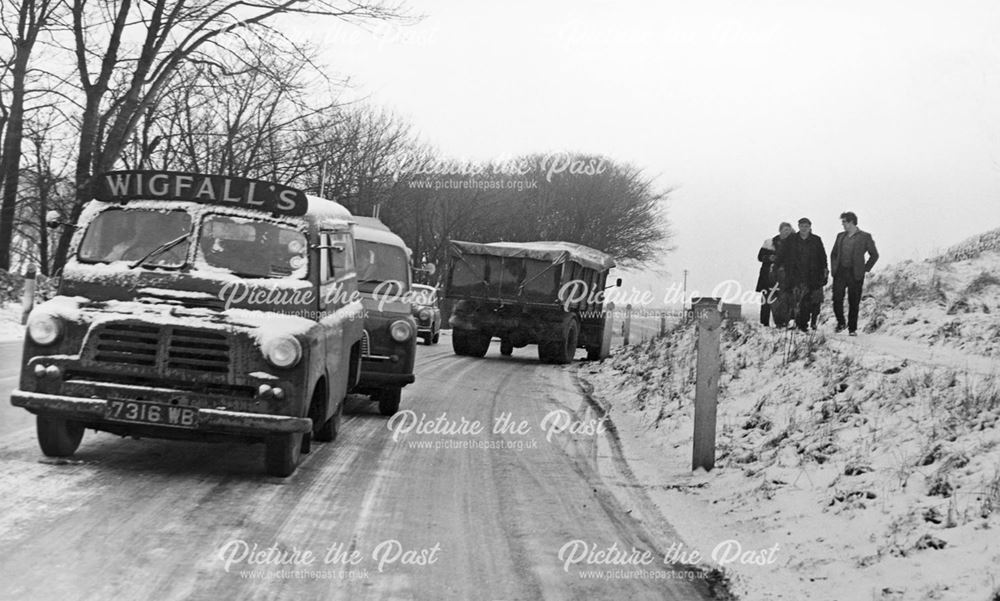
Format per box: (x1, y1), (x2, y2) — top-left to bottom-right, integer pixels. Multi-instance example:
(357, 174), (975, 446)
(580, 231), (1000, 601)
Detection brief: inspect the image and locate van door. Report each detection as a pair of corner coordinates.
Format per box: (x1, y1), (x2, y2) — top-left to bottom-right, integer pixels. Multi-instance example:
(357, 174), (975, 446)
(318, 229), (359, 405)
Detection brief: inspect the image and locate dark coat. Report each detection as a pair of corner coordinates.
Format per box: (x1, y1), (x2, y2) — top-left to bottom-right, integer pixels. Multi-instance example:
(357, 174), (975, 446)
(830, 229), (879, 280)
(756, 237), (776, 292)
(776, 233), (827, 290)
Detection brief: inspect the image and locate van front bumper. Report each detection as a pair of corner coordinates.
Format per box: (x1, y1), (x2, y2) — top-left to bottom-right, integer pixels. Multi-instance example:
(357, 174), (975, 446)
(11, 390), (312, 435)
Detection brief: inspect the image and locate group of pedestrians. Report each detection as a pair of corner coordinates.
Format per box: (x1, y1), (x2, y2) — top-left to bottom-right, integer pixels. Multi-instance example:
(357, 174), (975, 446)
(756, 211), (879, 335)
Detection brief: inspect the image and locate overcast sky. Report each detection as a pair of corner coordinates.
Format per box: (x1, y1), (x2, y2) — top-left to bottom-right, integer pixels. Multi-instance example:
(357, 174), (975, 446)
(295, 0), (1000, 304)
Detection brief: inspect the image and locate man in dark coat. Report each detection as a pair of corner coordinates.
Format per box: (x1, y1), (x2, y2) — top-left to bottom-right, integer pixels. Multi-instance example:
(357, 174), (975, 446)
(756, 222), (792, 326)
(775, 217), (828, 332)
(830, 211), (879, 335)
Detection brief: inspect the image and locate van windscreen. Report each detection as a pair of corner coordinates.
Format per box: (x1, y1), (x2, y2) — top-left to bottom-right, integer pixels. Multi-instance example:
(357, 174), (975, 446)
(78, 208), (192, 267)
(356, 240), (409, 295)
(198, 214), (308, 279)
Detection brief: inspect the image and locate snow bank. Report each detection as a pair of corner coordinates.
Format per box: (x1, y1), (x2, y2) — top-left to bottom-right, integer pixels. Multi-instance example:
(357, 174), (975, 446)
(582, 320), (1000, 601)
(860, 249), (1000, 357)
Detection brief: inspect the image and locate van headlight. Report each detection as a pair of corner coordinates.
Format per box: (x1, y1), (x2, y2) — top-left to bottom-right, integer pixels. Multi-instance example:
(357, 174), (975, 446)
(419, 309), (432, 321)
(27, 312), (62, 346)
(389, 320), (414, 342)
(262, 336), (302, 368)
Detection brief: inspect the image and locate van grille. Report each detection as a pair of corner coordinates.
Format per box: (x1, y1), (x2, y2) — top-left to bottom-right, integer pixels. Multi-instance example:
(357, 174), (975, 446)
(91, 323), (230, 374)
(94, 323), (159, 367)
(361, 329), (371, 357)
(167, 328), (229, 373)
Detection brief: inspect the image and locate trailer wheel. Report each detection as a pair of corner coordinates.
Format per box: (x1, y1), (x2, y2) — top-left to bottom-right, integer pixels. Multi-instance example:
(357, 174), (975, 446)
(265, 433), (302, 477)
(453, 329), (471, 355)
(454, 329), (489, 357)
(555, 318), (579, 364)
(36, 416), (84, 457)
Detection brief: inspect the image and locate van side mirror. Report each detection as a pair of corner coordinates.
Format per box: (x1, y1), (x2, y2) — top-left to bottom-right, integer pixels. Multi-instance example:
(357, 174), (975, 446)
(414, 262), (436, 275)
(46, 210), (67, 228)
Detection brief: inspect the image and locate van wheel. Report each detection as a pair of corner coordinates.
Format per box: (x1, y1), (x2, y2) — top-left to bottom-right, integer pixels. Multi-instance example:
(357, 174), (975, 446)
(431, 331), (440, 344)
(314, 399), (342, 442)
(37, 416), (84, 457)
(586, 345), (603, 361)
(500, 340), (513, 356)
(375, 388), (401, 416)
(423, 334), (432, 346)
(265, 433), (302, 477)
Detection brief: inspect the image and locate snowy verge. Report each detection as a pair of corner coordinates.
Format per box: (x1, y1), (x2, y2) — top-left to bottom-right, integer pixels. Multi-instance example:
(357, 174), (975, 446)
(0, 302), (26, 342)
(579, 320), (1000, 601)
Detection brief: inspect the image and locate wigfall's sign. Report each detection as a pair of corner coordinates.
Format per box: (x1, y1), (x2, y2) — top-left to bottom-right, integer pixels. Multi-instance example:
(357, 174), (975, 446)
(93, 171), (309, 217)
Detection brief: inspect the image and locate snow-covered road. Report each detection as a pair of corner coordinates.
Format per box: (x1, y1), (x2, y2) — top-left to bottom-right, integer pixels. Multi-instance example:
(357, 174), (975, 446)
(0, 335), (719, 601)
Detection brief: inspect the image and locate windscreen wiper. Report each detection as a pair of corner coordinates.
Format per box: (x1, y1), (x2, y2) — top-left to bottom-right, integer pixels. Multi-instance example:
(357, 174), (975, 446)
(129, 234), (188, 269)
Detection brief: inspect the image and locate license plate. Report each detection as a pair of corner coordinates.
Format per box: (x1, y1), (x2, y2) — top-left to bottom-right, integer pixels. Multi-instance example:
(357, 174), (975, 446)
(105, 400), (199, 429)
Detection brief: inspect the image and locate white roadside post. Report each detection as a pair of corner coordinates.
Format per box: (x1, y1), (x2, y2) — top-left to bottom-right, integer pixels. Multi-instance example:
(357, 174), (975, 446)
(21, 264), (37, 325)
(623, 303), (632, 346)
(692, 298), (722, 471)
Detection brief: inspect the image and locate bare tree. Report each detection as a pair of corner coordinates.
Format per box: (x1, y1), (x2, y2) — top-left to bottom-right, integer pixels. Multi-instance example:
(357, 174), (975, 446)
(0, 0), (60, 270)
(50, 0), (405, 273)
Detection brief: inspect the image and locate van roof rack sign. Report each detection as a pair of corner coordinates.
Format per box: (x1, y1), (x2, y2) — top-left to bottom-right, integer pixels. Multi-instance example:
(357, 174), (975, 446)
(93, 170), (309, 217)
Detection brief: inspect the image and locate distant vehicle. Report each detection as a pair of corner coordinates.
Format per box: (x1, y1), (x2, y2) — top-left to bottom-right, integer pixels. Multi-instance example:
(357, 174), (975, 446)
(351, 217), (417, 416)
(11, 170), (364, 477)
(444, 240), (618, 363)
(410, 284), (441, 345)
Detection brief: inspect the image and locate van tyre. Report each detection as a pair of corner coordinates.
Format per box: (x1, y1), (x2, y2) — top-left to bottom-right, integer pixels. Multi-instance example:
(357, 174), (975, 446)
(265, 433), (302, 477)
(586, 345), (602, 361)
(314, 399), (342, 442)
(37, 416), (84, 457)
(376, 388), (401, 416)
(431, 330), (440, 345)
(500, 340), (513, 356)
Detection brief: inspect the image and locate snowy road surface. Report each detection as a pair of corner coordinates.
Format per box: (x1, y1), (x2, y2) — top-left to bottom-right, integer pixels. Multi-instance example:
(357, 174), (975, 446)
(0, 333), (715, 601)
(0, 339), (31, 437)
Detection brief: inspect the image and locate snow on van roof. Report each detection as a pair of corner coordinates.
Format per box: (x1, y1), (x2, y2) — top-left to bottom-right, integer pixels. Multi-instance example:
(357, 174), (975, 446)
(304, 195), (352, 221)
(449, 240), (615, 271)
(353, 216), (410, 253)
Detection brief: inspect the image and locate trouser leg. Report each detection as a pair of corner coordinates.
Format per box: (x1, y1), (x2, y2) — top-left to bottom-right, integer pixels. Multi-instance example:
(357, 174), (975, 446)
(847, 277), (863, 332)
(795, 286), (810, 331)
(760, 292), (771, 326)
(832, 268), (849, 328)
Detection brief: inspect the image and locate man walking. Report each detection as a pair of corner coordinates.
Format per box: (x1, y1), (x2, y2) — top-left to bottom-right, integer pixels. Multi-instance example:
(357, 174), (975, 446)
(775, 218), (827, 332)
(830, 211), (879, 335)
